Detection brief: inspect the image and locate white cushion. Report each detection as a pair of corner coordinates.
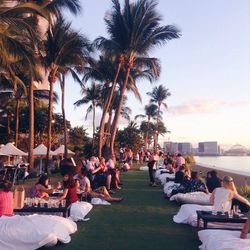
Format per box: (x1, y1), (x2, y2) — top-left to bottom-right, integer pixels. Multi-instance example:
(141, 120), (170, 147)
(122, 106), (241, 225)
(0, 214), (76, 250)
(163, 182), (180, 197)
(170, 192), (212, 205)
(91, 198), (111, 205)
(158, 173), (175, 185)
(139, 166), (148, 171)
(69, 201), (93, 222)
(198, 229), (250, 250)
(173, 204), (212, 227)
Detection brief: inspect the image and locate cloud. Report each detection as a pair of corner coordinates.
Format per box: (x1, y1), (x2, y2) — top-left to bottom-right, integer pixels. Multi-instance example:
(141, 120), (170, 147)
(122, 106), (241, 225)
(168, 99), (250, 116)
(169, 98), (219, 115)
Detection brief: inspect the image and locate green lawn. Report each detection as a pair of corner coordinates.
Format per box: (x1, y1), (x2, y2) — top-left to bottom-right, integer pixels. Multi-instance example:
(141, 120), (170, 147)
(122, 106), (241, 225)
(46, 169), (200, 250)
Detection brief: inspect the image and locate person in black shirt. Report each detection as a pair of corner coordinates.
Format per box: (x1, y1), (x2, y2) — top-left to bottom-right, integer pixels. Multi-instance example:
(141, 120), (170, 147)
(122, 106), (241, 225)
(206, 170), (221, 193)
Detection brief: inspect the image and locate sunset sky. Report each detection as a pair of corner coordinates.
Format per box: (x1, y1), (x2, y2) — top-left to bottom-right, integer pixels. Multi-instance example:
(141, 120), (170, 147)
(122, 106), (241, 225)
(54, 0), (250, 149)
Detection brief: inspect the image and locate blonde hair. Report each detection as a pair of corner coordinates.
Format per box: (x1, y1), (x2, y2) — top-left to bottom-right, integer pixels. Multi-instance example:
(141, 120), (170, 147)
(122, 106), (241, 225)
(223, 176), (237, 193)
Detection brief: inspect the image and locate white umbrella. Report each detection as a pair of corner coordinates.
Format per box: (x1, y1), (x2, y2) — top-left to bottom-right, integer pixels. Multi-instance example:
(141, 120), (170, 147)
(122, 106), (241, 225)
(0, 143), (28, 156)
(34, 144), (56, 174)
(54, 145), (75, 156)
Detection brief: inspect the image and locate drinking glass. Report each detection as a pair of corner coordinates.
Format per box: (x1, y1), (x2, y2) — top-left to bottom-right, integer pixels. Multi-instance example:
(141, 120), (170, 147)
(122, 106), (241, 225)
(233, 205), (239, 214)
(61, 200), (66, 207)
(27, 198), (32, 207)
(55, 200), (60, 208)
(40, 199), (45, 208)
(24, 198), (28, 206)
(48, 200), (52, 208)
(212, 206), (217, 215)
(34, 198), (38, 207)
(228, 209), (233, 218)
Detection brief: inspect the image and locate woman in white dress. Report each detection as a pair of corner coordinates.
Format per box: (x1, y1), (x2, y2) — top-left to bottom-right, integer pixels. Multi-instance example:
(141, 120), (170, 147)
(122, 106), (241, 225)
(210, 176), (250, 212)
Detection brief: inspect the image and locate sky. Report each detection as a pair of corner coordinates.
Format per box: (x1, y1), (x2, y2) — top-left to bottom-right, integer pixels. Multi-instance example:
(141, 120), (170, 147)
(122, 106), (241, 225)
(54, 0), (250, 149)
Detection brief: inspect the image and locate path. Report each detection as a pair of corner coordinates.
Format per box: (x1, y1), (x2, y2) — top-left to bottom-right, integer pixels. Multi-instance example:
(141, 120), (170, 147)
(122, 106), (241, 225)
(48, 170), (199, 250)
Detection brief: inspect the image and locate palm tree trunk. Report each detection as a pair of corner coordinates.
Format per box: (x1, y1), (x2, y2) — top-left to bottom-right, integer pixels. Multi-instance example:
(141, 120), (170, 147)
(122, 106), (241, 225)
(15, 98), (20, 147)
(7, 116), (11, 136)
(154, 105), (160, 151)
(145, 117), (150, 150)
(105, 110), (113, 146)
(98, 61), (122, 158)
(28, 80), (34, 172)
(46, 72), (56, 172)
(61, 75), (68, 159)
(92, 102), (96, 149)
(110, 65), (131, 159)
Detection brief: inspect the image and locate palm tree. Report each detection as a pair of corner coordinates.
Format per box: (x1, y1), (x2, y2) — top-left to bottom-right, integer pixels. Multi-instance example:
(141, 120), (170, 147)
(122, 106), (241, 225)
(147, 84), (171, 149)
(135, 103), (159, 149)
(98, 0), (181, 157)
(74, 82), (102, 147)
(83, 54), (124, 157)
(42, 19), (90, 168)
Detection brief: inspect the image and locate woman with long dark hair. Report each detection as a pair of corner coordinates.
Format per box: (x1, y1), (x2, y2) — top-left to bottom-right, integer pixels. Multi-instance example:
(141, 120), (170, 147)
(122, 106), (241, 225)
(29, 174), (59, 198)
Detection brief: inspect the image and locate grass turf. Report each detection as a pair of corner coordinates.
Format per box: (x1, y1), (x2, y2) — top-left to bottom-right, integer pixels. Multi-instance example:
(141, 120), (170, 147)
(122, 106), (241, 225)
(46, 169), (200, 250)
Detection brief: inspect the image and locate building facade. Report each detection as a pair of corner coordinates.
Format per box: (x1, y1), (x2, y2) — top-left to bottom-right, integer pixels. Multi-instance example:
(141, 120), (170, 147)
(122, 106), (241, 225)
(198, 141), (220, 156)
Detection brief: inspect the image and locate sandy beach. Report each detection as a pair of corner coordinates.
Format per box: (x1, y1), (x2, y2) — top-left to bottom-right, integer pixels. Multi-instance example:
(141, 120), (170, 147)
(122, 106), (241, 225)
(192, 164), (249, 187)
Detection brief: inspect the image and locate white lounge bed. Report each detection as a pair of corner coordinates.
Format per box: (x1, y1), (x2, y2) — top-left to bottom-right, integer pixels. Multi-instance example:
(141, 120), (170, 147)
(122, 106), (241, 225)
(0, 214), (77, 250)
(198, 229), (250, 250)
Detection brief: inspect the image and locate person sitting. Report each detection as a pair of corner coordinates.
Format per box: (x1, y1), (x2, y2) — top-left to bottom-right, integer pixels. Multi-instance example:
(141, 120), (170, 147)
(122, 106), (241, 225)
(175, 171), (208, 194)
(240, 214), (250, 239)
(210, 176), (250, 212)
(174, 165), (189, 184)
(80, 168), (123, 202)
(29, 174), (59, 198)
(176, 153), (185, 171)
(86, 156), (103, 189)
(92, 157), (110, 188)
(0, 180), (13, 217)
(206, 170), (221, 193)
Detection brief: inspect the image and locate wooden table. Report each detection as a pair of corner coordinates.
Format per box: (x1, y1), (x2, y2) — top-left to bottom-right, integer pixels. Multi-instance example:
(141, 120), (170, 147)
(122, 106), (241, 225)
(197, 210), (248, 229)
(14, 204), (70, 218)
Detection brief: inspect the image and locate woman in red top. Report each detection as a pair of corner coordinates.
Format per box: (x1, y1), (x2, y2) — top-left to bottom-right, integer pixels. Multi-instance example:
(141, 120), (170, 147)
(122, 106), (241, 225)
(58, 158), (93, 222)
(0, 180), (13, 217)
(59, 173), (79, 206)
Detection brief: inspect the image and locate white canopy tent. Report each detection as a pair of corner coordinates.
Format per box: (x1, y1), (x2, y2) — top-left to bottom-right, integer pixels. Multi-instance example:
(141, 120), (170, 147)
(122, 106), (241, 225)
(33, 144), (56, 174)
(0, 143), (28, 156)
(54, 145), (75, 156)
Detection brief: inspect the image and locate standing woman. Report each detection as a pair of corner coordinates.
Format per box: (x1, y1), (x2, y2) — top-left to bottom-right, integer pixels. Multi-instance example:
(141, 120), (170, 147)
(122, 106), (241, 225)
(58, 159), (93, 221)
(127, 149), (133, 168)
(148, 150), (159, 187)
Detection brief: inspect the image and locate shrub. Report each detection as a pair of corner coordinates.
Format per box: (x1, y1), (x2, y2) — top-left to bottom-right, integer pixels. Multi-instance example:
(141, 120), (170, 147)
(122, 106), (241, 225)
(239, 185), (250, 198)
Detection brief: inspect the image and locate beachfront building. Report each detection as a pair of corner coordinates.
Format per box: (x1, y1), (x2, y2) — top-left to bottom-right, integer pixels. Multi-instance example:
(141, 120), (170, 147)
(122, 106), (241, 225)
(163, 141), (192, 154)
(198, 141), (220, 156)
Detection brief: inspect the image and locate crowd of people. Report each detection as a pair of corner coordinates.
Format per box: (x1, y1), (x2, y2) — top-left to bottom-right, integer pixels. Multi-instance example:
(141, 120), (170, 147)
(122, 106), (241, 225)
(0, 154), (125, 221)
(0, 149), (249, 247)
(148, 150), (250, 242)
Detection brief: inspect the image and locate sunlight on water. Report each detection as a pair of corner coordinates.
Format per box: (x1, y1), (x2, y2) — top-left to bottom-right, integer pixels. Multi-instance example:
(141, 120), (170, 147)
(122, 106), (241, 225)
(194, 156), (250, 177)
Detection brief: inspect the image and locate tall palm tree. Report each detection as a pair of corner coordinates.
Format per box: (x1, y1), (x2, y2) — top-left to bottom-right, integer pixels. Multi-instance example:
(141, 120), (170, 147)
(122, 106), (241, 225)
(147, 84), (171, 149)
(42, 19), (90, 168)
(98, 0), (181, 157)
(135, 103), (159, 149)
(83, 54), (124, 157)
(74, 82), (102, 147)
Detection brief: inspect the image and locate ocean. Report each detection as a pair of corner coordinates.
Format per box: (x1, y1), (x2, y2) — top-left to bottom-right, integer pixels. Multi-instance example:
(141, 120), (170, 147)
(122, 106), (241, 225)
(194, 156), (250, 177)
